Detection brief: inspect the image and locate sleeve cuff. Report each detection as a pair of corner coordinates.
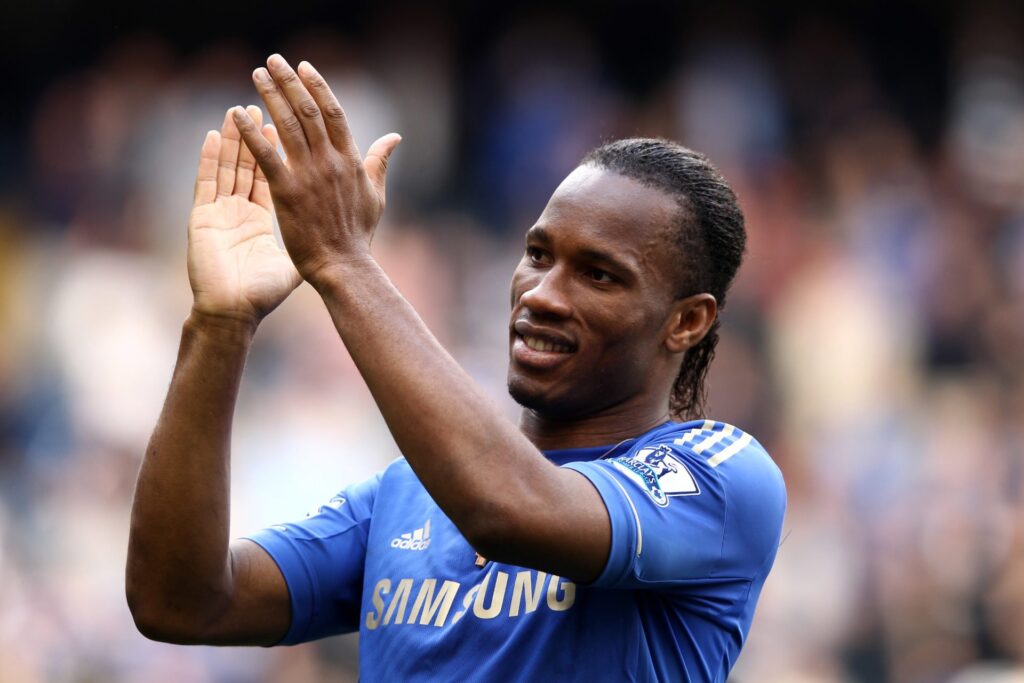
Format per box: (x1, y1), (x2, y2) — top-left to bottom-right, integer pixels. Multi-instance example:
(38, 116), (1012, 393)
(563, 461), (640, 588)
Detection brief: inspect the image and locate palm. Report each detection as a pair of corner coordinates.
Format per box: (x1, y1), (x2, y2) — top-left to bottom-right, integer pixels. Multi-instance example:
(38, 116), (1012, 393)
(190, 197), (298, 320)
(188, 109), (301, 323)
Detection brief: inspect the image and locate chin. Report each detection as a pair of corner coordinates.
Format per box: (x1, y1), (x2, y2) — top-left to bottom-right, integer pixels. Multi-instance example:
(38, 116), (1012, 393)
(508, 373), (555, 410)
(507, 375), (586, 421)
(507, 372), (541, 407)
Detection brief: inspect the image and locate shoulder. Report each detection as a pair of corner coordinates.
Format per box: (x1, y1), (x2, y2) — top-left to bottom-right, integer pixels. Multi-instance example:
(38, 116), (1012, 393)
(661, 420), (787, 560)
(612, 420), (786, 537)
(661, 420), (785, 490)
(567, 420), (785, 585)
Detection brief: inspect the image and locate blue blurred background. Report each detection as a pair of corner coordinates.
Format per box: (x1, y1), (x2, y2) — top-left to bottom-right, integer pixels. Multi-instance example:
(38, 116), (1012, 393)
(2, 1), (1024, 681)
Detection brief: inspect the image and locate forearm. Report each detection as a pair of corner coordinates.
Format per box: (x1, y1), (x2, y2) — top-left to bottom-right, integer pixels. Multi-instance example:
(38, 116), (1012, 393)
(126, 311), (255, 636)
(231, 55), (606, 578)
(312, 261), (558, 547)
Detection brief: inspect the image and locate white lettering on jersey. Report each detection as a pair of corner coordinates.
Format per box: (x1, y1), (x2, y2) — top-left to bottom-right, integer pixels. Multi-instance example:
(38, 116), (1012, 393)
(365, 571), (576, 630)
(509, 570), (546, 617)
(365, 578), (391, 630)
(408, 579), (460, 627)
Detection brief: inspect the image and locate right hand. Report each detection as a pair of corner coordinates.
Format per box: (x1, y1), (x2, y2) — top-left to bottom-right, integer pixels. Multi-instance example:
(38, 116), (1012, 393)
(187, 107), (302, 327)
(230, 56), (401, 288)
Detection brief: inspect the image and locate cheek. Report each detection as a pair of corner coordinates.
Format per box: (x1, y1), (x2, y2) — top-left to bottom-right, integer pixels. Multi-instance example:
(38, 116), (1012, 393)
(585, 305), (666, 364)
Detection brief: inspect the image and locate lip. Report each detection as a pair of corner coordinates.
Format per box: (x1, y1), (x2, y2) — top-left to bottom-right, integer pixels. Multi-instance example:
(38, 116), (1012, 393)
(510, 319), (577, 370)
(511, 335), (576, 370)
(512, 320), (577, 349)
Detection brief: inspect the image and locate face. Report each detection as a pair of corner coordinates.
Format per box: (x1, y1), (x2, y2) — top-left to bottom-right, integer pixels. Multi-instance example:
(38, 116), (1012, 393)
(507, 165), (686, 420)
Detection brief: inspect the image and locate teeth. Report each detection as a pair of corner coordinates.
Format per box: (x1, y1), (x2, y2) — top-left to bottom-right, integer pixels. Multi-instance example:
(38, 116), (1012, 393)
(522, 335), (571, 353)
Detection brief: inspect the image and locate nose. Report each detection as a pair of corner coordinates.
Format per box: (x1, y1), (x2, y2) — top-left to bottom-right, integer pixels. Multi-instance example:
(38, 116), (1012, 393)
(518, 266), (572, 319)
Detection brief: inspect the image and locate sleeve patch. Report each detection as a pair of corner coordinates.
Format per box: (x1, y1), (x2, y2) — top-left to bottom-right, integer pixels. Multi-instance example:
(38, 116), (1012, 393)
(610, 444), (700, 506)
(307, 495), (347, 518)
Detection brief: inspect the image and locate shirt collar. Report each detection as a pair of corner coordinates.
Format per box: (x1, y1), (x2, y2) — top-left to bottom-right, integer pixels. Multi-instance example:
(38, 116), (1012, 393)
(541, 420), (680, 466)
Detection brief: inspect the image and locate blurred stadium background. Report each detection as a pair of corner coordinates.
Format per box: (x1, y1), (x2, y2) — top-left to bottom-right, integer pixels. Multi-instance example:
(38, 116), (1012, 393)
(2, 1), (1024, 681)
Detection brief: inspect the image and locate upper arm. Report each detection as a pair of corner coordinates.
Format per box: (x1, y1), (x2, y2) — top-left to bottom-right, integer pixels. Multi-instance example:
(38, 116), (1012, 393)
(458, 426), (784, 590)
(470, 464), (612, 584)
(132, 538), (291, 647)
(193, 538), (291, 646)
(239, 474), (380, 644)
(163, 473), (382, 647)
(564, 436), (786, 590)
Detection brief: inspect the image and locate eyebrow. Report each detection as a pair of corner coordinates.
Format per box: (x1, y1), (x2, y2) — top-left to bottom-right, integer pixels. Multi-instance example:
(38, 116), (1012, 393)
(525, 226), (551, 243)
(525, 226), (636, 275)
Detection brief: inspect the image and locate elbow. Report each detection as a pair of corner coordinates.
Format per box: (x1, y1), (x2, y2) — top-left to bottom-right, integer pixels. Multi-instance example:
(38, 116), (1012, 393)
(126, 592), (176, 643)
(125, 549), (178, 642)
(125, 569), (168, 641)
(127, 597), (207, 645)
(125, 580), (218, 645)
(131, 616), (173, 644)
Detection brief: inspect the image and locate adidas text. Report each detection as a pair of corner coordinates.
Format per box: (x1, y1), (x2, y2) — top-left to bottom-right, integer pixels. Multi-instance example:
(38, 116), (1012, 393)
(391, 520), (431, 551)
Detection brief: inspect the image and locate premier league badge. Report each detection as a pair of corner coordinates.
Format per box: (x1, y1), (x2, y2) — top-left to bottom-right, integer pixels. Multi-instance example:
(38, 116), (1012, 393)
(611, 444), (700, 506)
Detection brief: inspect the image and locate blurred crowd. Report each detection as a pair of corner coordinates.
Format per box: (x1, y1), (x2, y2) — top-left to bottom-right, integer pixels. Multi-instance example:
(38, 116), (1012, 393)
(2, 3), (1024, 682)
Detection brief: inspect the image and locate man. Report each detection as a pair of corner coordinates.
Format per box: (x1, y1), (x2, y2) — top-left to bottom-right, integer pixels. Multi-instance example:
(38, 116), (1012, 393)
(126, 54), (786, 682)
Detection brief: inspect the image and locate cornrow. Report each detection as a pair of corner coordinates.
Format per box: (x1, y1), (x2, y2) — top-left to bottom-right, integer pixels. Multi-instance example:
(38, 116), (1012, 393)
(581, 139), (746, 420)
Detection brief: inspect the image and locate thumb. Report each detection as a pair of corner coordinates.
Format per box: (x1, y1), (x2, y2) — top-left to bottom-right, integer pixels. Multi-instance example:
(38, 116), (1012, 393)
(363, 133), (402, 201)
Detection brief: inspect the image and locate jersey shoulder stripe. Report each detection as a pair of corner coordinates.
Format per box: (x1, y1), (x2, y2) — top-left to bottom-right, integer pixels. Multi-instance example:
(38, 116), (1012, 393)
(672, 421), (759, 470)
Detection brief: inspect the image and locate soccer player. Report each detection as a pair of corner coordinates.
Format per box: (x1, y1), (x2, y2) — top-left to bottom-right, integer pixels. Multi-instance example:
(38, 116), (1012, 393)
(126, 54), (786, 682)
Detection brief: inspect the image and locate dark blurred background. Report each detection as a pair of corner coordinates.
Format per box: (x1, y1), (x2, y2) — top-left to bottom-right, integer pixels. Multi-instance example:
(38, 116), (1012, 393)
(2, 1), (1024, 681)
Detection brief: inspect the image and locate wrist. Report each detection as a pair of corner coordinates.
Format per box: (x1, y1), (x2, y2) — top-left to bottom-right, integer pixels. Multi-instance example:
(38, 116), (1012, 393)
(185, 308), (259, 344)
(304, 253), (379, 298)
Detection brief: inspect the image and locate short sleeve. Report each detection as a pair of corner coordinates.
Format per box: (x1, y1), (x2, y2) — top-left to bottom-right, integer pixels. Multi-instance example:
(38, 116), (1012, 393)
(565, 431), (783, 590)
(244, 472), (381, 644)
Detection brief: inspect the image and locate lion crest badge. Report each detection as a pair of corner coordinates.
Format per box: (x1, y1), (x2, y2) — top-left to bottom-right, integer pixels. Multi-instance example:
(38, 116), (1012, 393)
(611, 444), (699, 506)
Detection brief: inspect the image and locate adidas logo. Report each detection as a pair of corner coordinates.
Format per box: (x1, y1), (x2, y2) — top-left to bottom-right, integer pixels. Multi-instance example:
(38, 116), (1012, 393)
(391, 520), (431, 551)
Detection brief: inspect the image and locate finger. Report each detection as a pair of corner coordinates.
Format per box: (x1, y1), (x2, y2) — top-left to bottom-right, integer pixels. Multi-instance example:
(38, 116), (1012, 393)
(216, 109), (243, 197)
(233, 105), (263, 198)
(252, 66), (310, 162)
(363, 133), (402, 201)
(265, 54), (331, 153)
(296, 60), (359, 158)
(193, 130), (221, 207)
(232, 106), (287, 185)
(251, 124), (280, 211)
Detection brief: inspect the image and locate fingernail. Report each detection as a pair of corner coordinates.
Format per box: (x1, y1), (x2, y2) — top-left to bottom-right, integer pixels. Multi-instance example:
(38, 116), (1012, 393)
(253, 67), (270, 82)
(268, 53), (286, 69)
(298, 61), (317, 76)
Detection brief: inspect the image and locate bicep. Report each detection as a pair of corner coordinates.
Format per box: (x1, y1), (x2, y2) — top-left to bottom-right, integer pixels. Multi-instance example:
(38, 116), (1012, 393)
(194, 539), (291, 646)
(487, 467), (612, 584)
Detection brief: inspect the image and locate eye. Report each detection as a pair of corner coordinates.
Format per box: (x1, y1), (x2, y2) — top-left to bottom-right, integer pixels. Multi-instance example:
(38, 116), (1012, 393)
(526, 246), (550, 265)
(585, 268), (617, 284)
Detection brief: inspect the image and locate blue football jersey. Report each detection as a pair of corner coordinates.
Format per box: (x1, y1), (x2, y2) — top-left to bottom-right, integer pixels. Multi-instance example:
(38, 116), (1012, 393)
(245, 420), (786, 682)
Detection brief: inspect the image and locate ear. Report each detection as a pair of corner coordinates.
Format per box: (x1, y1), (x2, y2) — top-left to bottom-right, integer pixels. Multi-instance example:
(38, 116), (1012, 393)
(662, 293), (717, 354)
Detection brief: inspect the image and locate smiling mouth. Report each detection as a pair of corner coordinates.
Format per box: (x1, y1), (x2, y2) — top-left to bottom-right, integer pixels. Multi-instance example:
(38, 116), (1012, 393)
(520, 334), (574, 354)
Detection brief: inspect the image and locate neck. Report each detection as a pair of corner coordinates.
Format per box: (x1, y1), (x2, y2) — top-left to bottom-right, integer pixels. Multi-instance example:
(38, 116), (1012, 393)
(519, 400), (673, 451)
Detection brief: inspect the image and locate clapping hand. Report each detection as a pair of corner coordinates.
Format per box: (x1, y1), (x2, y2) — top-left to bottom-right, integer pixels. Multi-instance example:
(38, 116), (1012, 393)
(230, 54), (402, 290)
(187, 106), (302, 328)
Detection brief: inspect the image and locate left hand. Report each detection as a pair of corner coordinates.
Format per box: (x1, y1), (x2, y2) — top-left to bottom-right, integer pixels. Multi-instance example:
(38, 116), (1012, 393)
(188, 107), (302, 327)
(231, 54), (402, 288)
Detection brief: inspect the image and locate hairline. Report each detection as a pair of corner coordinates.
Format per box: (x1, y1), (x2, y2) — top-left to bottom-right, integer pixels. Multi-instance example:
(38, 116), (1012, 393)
(575, 159), (704, 300)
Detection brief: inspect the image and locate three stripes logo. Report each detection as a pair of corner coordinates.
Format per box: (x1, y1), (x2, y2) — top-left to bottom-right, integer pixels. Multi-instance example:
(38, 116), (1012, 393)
(391, 520), (431, 551)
